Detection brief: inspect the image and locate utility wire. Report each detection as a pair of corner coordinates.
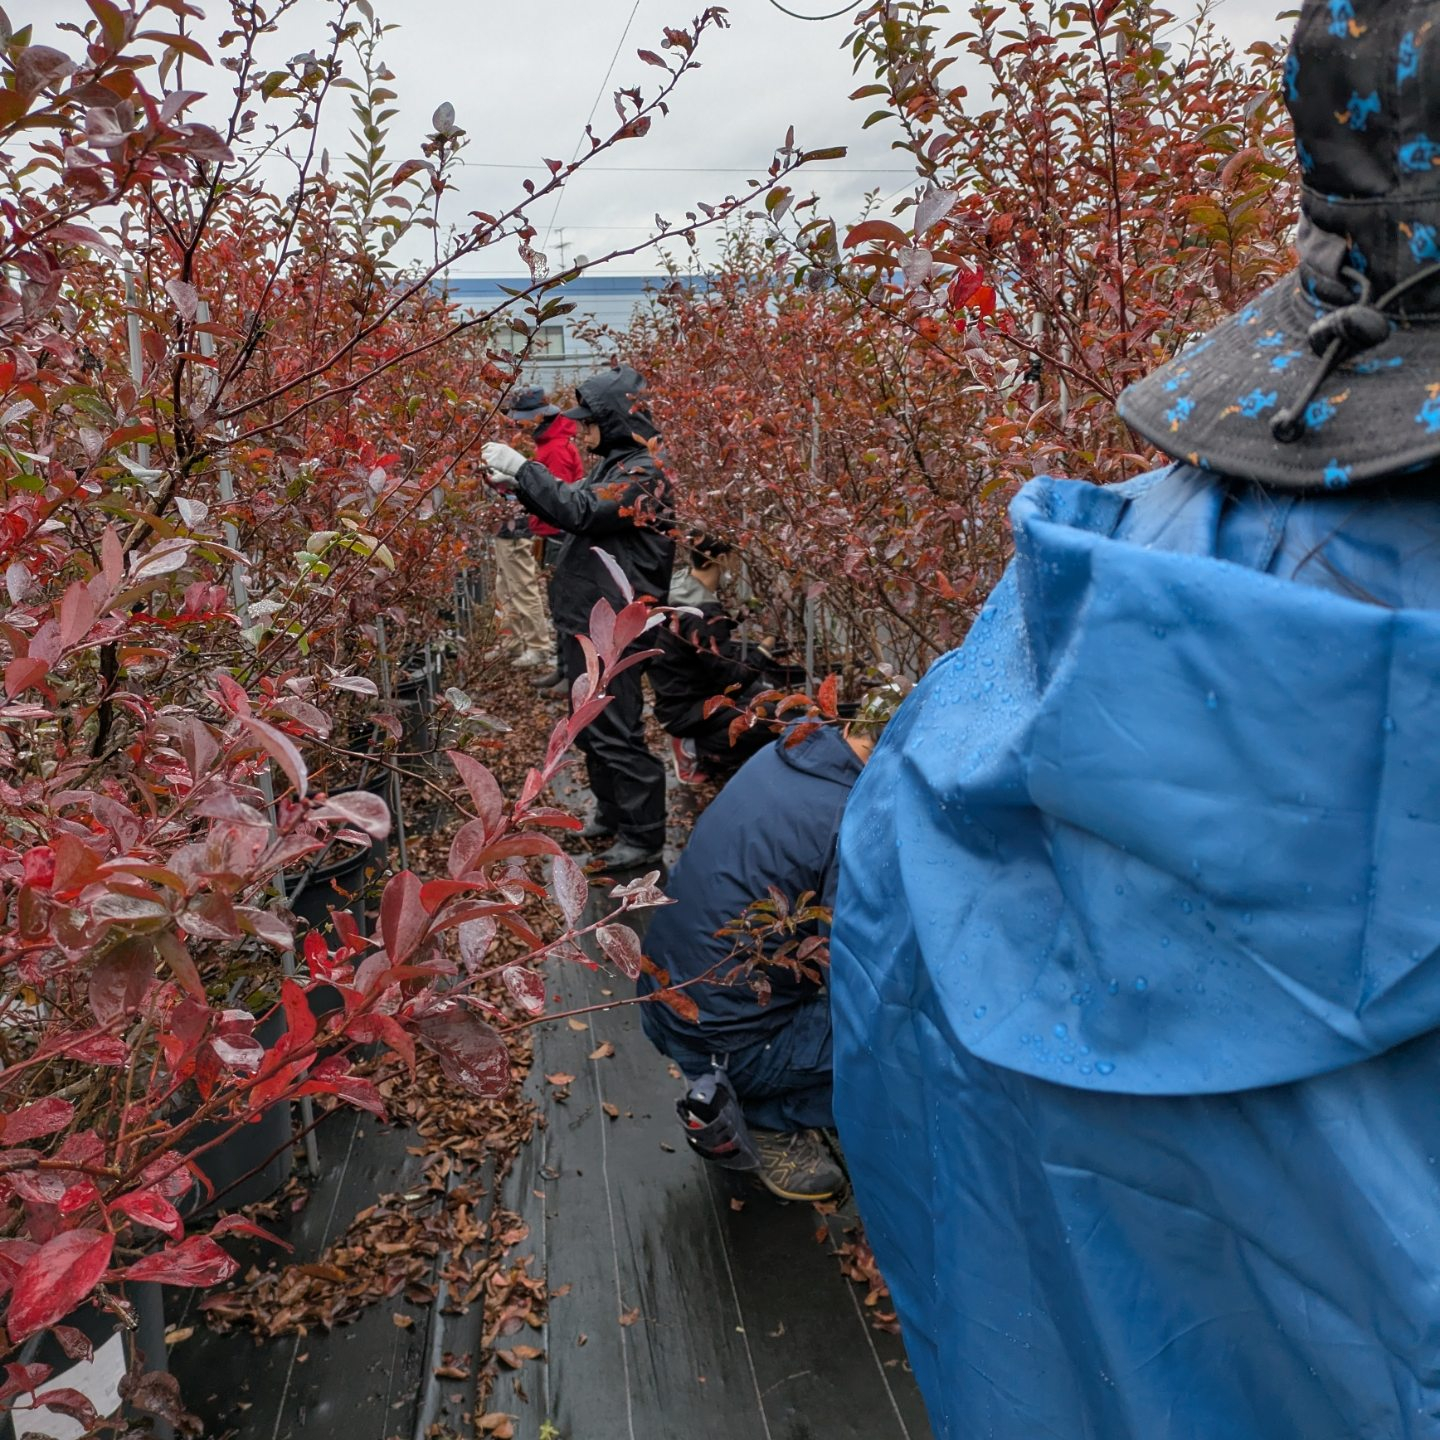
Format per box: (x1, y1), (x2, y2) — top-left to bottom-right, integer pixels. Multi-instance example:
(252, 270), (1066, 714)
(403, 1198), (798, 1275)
(460, 160), (912, 174)
(765, 0), (858, 17)
(541, 0), (644, 257)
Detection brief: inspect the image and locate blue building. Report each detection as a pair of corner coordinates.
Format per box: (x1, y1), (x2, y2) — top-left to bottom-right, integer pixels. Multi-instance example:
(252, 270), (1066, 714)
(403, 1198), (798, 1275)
(441, 273), (701, 388)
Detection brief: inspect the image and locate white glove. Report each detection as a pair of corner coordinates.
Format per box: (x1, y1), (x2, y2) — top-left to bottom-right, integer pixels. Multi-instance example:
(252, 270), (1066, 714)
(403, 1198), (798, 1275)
(482, 441), (526, 478)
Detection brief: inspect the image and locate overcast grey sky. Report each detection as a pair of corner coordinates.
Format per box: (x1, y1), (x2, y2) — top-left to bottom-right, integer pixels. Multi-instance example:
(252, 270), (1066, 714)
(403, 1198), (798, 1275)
(35, 0), (1289, 276)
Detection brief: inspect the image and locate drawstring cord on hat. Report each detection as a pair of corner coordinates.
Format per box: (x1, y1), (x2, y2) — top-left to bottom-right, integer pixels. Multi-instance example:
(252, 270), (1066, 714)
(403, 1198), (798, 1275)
(1271, 260), (1440, 443)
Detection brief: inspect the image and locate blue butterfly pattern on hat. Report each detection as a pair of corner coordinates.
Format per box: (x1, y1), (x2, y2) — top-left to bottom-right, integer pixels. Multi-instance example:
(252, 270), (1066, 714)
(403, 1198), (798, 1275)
(1119, 1), (1440, 490)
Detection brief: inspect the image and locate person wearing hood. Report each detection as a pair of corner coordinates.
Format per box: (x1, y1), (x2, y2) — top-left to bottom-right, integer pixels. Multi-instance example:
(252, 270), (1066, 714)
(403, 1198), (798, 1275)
(654, 536), (775, 784)
(831, 5), (1440, 1438)
(507, 387), (585, 691)
(488, 387), (583, 670)
(484, 366), (674, 869)
(638, 688), (903, 1202)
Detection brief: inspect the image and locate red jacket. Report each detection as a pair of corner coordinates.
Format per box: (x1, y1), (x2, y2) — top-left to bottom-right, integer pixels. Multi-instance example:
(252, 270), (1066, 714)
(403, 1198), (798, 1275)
(529, 415), (585, 537)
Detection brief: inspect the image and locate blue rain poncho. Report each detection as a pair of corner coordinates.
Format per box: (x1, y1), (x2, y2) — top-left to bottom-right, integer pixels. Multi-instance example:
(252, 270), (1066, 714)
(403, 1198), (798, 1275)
(832, 464), (1440, 1440)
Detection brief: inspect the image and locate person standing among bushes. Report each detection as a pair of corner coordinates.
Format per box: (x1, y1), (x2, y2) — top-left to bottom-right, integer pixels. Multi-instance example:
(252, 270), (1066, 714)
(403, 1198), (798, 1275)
(832, 5), (1440, 1438)
(486, 387), (564, 669)
(504, 386), (585, 690)
(484, 365), (674, 869)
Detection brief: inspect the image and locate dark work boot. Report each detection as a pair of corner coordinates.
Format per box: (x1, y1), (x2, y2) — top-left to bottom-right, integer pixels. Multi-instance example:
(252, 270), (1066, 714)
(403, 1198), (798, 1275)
(579, 814), (617, 841)
(752, 1129), (846, 1202)
(593, 835), (663, 871)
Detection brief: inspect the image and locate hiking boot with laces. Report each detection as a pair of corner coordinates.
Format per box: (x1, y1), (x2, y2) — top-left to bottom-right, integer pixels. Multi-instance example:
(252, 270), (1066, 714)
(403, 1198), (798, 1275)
(752, 1128), (846, 1202)
(669, 735), (704, 786)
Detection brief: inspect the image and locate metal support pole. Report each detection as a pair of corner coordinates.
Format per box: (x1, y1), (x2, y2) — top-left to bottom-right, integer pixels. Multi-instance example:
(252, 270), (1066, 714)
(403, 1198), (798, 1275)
(376, 614), (410, 871)
(195, 302), (320, 1177)
(131, 1283), (174, 1440)
(123, 262), (151, 473)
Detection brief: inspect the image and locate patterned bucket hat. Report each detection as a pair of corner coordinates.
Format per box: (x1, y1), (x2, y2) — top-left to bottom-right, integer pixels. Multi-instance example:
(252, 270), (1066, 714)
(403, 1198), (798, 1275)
(1118, 0), (1440, 490)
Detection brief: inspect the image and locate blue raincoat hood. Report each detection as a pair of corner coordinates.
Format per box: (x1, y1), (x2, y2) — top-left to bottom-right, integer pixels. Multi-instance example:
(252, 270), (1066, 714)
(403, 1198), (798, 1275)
(831, 465), (1440, 1440)
(870, 471), (1440, 1095)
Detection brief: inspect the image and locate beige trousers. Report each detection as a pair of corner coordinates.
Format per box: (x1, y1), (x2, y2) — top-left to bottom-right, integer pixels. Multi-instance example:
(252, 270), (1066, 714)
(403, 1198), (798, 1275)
(491, 537), (550, 651)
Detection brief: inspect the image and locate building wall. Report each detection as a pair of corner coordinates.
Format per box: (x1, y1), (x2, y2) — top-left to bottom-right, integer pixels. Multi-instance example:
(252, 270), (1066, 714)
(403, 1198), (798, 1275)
(441, 274), (699, 392)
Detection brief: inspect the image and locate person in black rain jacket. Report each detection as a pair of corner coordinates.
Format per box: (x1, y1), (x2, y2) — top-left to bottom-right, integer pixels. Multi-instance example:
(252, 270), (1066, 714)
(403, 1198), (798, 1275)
(484, 365), (674, 869)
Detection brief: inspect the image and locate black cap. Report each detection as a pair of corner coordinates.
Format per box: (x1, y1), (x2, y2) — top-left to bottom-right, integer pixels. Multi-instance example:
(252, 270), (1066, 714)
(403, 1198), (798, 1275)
(506, 386), (559, 421)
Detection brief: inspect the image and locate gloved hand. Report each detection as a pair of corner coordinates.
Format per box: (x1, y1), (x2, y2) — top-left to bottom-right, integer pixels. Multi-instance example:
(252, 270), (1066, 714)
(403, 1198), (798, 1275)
(484, 468), (516, 494)
(482, 441), (526, 478)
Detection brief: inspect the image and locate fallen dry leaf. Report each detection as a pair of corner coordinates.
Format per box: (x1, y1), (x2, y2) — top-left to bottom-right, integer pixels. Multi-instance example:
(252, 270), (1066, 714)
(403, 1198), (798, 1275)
(588, 1041), (615, 1061)
(392, 1314), (415, 1329)
(550, 1283), (572, 1299)
(729, 1197), (746, 1212)
(544, 1071), (576, 1086)
(601, 1102), (619, 1120)
(567, 1019), (588, 1032)
(477, 1416), (515, 1438)
(618, 1306), (641, 1327)
(163, 1326), (194, 1346)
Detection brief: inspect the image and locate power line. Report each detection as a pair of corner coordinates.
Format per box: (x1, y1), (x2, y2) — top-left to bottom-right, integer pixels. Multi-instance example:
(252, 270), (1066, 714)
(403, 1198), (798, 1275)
(459, 160), (913, 175)
(765, 0), (858, 17)
(541, 0), (644, 257)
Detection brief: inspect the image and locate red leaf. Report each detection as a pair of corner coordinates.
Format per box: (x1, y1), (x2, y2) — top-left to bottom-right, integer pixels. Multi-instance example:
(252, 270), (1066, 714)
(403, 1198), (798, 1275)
(58, 580), (97, 650)
(590, 547), (634, 603)
(446, 818), (488, 879)
(597, 923), (644, 980)
(0, 1097), (74, 1145)
(0, 1240), (39, 1292)
(816, 673), (839, 719)
(237, 714), (308, 797)
(110, 1187), (185, 1239)
(209, 1215), (292, 1251)
(501, 965), (546, 1015)
(312, 789), (390, 839)
(30, 1386), (99, 1428)
(456, 916), (498, 970)
(345, 1012), (416, 1072)
(844, 219), (908, 249)
(118, 1234), (237, 1287)
(5, 654), (48, 698)
(379, 870), (427, 963)
(653, 987), (701, 1024)
(280, 976), (317, 1051)
(6, 1230), (113, 1341)
(50, 1325), (93, 1362)
(420, 876), (480, 911)
(297, 1067), (386, 1117)
(414, 1000), (511, 1099)
(551, 853), (590, 926)
(447, 750), (505, 836)
(0, 1362), (51, 1404)
(611, 599), (658, 656)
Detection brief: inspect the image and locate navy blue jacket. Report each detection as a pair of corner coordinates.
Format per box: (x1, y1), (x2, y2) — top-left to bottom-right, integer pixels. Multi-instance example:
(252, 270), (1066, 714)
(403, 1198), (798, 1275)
(639, 723), (862, 1045)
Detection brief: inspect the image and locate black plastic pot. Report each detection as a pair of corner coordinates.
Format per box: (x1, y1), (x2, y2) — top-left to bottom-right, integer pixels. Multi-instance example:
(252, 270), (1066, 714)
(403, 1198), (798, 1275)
(393, 672), (433, 756)
(181, 1007), (293, 1217)
(291, 845), (384, 1019)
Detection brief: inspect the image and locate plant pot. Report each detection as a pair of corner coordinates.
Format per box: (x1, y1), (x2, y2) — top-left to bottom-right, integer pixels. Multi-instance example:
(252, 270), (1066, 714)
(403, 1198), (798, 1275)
(3, 1296), (139, 1440)
(288, 830), (386, 1019)
(393, 672), (433, 756)
(182, 1008), (294, 1217)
